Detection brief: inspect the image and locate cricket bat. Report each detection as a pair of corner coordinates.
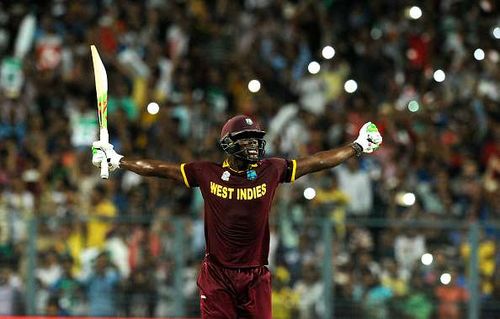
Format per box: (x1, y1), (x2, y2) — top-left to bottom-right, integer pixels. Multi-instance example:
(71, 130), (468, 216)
(90, 45), (109, 179)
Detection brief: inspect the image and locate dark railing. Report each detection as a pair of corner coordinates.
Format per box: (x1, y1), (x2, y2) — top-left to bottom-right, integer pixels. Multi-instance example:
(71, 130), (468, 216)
(15, 214), (496, 319)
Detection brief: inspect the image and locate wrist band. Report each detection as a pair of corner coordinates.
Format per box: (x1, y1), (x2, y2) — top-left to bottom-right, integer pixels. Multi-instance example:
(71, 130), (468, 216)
(351, 142), (363, 157)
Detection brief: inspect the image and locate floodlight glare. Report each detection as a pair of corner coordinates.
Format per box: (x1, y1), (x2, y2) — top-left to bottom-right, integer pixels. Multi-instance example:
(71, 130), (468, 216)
(421, 253), (433, 265)
(303, 187), (316, 200)
(409, 6), (423, 20)
(474, 48), (485, 61)
(493, 27), (500, 39)
(248, 79), (261, 93)
(433, 69), (446, 82)
(308, 61), (321, 74)
(147, 102), (160, 115)
(408, 100), (420, 112)
(440, 273), (451, 285)
(322, 46), (336, 59)
(344, 79), (358, 93)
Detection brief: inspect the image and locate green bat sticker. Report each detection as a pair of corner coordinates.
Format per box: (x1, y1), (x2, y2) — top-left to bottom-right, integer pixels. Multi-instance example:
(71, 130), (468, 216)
(367, 123), (378, 132)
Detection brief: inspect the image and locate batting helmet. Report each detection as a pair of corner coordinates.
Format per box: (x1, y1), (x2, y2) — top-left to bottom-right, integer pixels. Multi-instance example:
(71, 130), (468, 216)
(219, 115), (266, 162)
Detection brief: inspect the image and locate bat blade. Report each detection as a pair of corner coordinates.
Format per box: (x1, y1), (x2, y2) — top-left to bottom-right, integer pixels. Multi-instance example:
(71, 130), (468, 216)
(91, 45), (109, 179)
(91, 45), (108, 130)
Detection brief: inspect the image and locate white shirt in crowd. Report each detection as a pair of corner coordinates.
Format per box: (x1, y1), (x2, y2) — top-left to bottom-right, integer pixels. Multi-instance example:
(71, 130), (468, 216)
(335, 165), (373, 216)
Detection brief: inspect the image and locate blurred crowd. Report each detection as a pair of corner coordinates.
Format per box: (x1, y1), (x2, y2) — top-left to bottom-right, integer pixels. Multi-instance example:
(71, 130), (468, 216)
(0, 0), (499, 318)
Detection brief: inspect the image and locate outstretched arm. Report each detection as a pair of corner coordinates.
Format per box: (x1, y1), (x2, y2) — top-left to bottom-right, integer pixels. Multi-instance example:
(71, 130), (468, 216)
(119, 159), (184, 182)
(295, 144), (358, 179)
(294, 122), (382, 180)
(92, 142), (184, 182)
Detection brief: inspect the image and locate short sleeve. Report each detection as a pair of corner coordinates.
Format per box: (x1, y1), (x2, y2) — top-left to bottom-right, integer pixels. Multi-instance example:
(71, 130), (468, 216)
(180, 162), (203, 188)
(267, 158), (297, 184)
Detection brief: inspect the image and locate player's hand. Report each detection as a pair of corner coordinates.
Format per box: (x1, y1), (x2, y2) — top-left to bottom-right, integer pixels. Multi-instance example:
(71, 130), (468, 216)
(92, 141), (123, 171)
(354, 122), (382, 153)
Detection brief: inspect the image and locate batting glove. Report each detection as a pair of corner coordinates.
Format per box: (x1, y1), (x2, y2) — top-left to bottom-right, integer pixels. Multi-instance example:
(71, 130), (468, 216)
(92, 141), (123, 171)
(353, 122), (382, 154)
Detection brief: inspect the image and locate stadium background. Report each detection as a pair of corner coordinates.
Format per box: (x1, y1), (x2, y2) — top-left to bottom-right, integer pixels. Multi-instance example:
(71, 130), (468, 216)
(0, 0), (499, 318)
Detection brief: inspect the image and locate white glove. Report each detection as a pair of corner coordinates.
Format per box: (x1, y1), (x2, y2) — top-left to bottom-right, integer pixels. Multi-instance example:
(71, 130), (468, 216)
(91, 141), (123, 171)
(353, 122), (383, 154)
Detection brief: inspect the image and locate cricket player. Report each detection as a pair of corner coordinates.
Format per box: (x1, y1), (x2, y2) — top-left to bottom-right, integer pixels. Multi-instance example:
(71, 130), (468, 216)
(92, 114), (382, 318)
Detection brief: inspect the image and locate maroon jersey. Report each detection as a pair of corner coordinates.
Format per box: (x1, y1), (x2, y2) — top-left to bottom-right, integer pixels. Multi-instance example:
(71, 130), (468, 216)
(181, 158), (296, 267)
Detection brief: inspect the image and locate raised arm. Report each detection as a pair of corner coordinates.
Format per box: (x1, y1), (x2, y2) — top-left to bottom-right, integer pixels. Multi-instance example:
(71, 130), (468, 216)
(295, 122), (382, 180)
(91, 142), (184, 182)
(295, 144), (357, 179)
(119, 158), (184, 181)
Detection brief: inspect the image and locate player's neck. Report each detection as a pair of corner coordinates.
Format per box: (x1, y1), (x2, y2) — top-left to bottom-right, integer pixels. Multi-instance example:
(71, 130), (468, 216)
(228, 156), (252, 172)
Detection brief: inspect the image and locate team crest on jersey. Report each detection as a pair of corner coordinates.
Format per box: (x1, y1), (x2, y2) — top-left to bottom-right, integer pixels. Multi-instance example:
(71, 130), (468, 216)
(245, 118), (253, 125)
(221, 171), (230, 181)
(246, 169), (257, 180)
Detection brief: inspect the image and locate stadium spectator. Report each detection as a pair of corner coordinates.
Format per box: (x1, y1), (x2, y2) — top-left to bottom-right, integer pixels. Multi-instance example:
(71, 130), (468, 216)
(0, 266), (23, 315)
(434, 271), (469, 319)
(394, 228), (426, 276)
(272, 266), (300, 319)
(81, 251), (120, 317)
(86, 185), (117, 249)
(293, 262), (324, 319)
(50, 255), (84, 316)
(335, 158), (373, 217)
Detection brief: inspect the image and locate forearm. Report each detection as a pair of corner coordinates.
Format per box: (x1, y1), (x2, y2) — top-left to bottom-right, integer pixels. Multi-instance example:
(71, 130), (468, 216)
(295, 144), (357, 179)
(119, 158), (183, 182)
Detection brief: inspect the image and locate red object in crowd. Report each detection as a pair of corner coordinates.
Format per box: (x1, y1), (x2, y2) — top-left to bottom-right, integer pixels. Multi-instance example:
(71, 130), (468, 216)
(408, 33), (431, 69)
(481, 142), (500, 167)
(35, 35), (62, 71)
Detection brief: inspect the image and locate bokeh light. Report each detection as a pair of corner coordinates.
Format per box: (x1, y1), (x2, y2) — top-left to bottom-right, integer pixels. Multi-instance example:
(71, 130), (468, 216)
(474, 48), (485, 61)
(146, 102), (159, 115)
(408, 100), (420, 112)
(493, 26), (500, 39)
(402, 192), (416, 206)
(344, 79), (358, 93)
(409, 6), (423, 20)
(303, 187), (316, 200)
(322, 46), (336, 59)
(433, 69), (446, 82)
(308, 61), (321, 74)
(248, 79), (261, 93)
(440, 273), (451, 285)
(421, 253), (433, 265)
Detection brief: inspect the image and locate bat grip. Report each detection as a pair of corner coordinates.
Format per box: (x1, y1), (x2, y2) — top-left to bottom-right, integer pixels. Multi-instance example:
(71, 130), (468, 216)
(100, 158), (109, 179)
(99, 128), (109, 179)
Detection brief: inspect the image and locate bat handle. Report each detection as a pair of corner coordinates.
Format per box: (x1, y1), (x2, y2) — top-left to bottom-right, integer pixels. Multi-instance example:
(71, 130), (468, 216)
(99, 129), (109, 179)
(100, 158), (109, 179)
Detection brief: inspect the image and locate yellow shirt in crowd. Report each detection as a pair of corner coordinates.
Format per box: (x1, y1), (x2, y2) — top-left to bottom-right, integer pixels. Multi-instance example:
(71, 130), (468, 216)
(87, 200), (117, 248)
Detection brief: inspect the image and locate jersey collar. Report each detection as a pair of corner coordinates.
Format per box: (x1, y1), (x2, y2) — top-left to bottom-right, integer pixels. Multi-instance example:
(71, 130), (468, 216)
(222, 159), (259, 173)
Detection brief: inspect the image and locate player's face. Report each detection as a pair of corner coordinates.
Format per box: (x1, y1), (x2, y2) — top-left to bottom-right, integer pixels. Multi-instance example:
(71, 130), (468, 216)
(236, 138), (260, 161)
